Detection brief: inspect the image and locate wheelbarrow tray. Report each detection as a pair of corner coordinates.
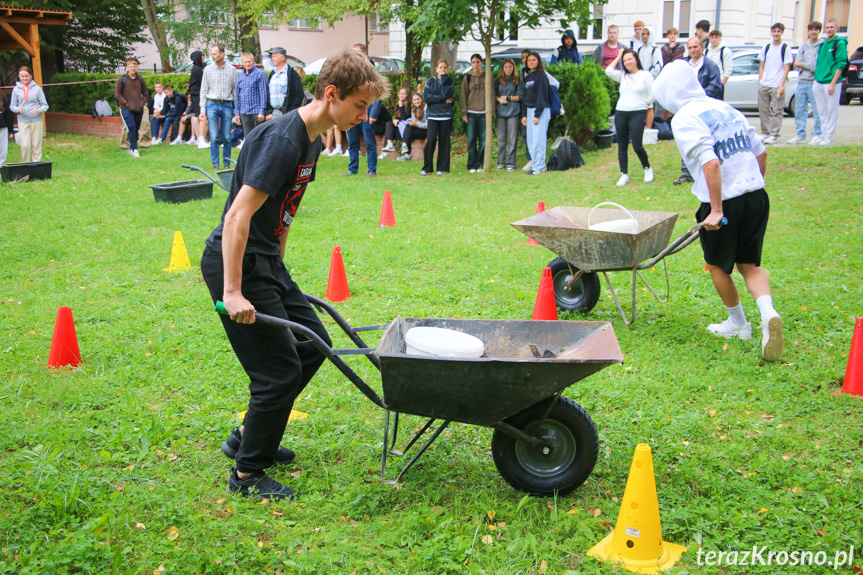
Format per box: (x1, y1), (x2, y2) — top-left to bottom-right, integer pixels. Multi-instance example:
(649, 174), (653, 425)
(0, 161), (53, 181)
(216, 168), (234, 190)
(375, 317), (622, 427)
(150, 179), (214, 203)
(512, 206), (679, 271)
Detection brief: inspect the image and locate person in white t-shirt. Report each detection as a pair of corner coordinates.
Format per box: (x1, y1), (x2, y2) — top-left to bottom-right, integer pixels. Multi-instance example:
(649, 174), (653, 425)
(607, 48), (655, 186)
(653, 60), (784, 362)
(757, 23), (793, 144)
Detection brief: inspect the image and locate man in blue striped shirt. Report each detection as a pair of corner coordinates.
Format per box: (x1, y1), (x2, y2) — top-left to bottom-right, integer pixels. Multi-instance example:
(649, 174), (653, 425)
(234, 53), (268, 145)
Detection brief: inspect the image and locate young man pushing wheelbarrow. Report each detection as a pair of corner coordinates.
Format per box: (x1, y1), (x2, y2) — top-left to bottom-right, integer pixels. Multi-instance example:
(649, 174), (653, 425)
(652, 60), (784, 362)
(200, 51), (390, 500)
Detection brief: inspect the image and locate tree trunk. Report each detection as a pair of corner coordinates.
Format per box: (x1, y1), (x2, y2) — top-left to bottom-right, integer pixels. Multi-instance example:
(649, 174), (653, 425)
(403, 21), (423, 93)
(483, 39), (494, 171)
(140, 0), (173, 72)
(431, 39), (458, 72)
(234, 4), (261, 61)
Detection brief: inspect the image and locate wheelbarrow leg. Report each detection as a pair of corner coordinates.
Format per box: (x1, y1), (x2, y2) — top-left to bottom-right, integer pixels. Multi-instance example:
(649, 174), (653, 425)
(380, 410), (392, 480)
(383, 420), (450, 486)
(394, 417), (438, 456)
(389, 413), (402, 455)
(602, 271), (636, 325)
(634, 258), (671, 304)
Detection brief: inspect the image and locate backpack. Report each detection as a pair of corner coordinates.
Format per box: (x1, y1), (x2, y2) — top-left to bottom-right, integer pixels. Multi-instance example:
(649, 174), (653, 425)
(706, 46), (728, 75)
(547, 140), (585, 171)
(763, 42), (788, 63)
(545, 72), (562, 117)
(91, 99), (113, 118)
(829, 37), (851, 79)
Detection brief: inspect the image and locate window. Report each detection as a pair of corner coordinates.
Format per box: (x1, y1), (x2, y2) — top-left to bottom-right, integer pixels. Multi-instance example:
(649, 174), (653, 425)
(496, 9), (518, 41)
(731, 54), (760, 75)
(369, 12), (388, 33)
(258, 12), (278, 29)
(824, 0), (851, 34)
(577, 4), (604, 40)
(662, 0), (691, 38)
(287, 19), (322, 30)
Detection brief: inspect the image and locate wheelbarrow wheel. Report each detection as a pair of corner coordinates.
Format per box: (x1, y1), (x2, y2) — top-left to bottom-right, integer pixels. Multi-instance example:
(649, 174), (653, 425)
(491, 397), (598, 496)
(548, 257), (601, 313)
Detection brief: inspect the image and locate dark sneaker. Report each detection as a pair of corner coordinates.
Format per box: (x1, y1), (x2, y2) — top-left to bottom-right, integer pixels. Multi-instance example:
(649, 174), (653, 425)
(221, 427), (296, 466)
(228, 468), (299, 501)
(367, 171), (377, 178)
(673, 175), (694, 185)
(341, 171), (357, 177)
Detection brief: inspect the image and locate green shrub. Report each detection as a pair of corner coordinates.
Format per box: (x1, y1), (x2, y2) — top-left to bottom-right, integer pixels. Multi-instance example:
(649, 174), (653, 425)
(45, 72), (191, 115)
(553, 62), (611, 146)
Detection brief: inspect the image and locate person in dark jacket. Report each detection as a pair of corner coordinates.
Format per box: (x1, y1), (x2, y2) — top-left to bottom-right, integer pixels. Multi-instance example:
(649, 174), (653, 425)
(494, 58), (523, 171)
(114, 56), (150, 157)
(188, 51), (206, 146)
(421, 59), (455, 176)
(0, 92), (16, 166)
(519, 49), (532, 171)
(521, 52), (550, 175)
(265, 47), (304, 119)
(160, 85), (187, 143)
(551, 30), (583, 65)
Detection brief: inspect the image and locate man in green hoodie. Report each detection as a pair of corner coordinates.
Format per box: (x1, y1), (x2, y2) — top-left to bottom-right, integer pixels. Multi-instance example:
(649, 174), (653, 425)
(813, 18), (848, 146)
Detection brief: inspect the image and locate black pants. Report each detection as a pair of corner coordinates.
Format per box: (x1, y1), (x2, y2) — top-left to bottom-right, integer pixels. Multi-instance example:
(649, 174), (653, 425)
(519, 119), (531, 161)
(614, 109), (650, 174)
(423, 118), (452, 173)
(200, 248), (332, 473)
(240, 114), (260, 140)
(384, 121), (401, 143)
(402, 124), (427, 150)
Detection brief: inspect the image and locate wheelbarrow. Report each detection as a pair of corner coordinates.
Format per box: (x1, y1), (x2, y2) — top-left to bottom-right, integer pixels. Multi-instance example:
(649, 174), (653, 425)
(512, 204), (724, 325)
(182, 163), (233, 191)
(215, 295), (623, 496)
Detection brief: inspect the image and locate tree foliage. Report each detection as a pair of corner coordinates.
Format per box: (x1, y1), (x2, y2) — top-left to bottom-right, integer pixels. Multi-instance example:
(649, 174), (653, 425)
(8, 0), (147, 73)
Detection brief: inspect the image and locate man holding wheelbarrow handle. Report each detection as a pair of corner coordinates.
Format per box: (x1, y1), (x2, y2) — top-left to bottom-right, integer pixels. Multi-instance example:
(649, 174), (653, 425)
(653, 61), (784, 362)
(200, 51), (390, 500)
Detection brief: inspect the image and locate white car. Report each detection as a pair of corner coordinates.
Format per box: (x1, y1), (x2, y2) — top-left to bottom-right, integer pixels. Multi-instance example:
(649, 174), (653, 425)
(723, 48), (800, 116)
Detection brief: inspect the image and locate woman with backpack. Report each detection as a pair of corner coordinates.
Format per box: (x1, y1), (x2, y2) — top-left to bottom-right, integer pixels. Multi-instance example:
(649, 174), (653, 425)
(10, 66), (49, 163)
(495, 59), (522, 172)
(521, 52), (551, 175)
(606, 49), (655, 186)
(422, 59), (455, 176)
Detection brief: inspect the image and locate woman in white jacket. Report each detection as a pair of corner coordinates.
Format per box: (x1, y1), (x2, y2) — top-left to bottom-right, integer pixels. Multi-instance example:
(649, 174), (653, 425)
(10, 66), (49, 162)
(637, 26), (663, 78)
(607, 49), (655, 186)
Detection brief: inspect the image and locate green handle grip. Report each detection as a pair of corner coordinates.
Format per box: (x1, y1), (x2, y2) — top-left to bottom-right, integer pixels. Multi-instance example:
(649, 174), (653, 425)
(215, 301), (228, 315)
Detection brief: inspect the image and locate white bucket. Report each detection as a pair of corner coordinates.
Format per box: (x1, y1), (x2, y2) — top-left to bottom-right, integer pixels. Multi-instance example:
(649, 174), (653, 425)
(642, 128), (659, 146)
(404, 327), (485, 358)
(588, 202), (639, 234)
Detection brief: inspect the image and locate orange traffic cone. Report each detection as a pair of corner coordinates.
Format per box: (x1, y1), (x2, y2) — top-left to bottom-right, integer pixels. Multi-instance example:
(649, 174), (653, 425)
(528, 201), (546, 245)
(704, 263), (709, 271)
(379, 190), (396, 228)
(587, 444), (686, 573)
(532, 266), (558, 320)
(842, 317), (863, 396)
(48, 306), (81, 370)
(326, 245), (351, 303)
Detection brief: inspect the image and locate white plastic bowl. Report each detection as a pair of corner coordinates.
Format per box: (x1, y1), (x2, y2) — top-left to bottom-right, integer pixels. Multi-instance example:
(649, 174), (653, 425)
(404, 327), (484, 358)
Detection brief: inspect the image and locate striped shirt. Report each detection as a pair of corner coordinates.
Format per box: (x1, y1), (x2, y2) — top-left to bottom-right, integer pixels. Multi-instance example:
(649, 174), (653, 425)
(235, 66), (268, 116)
(200, 61), (237, 110)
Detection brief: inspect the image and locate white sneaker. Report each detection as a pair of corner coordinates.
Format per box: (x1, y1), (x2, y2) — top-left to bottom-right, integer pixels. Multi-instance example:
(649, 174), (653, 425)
(197, 139), (210, 149)
(522, 161), (532, 172)
(761, 311), (784, 361)
(401, 144), (409, 154)
(152, 138), (162, 145)
(644, 167), (654, 183)
(170, 137), (183, 145)
(397, 154), (411, 161)
(616, 173), (630, 187)
(186, 138), (197, 145)
(382, 143), (395, 152)
(762, 135), (777, 145)
(469, 168), (477, 174)
(342, 150), (350, 157)
(128, 149), (136, 157)
(707, 318), (752, 340)
(132, 149), (140, 158)
(808, 136), (822, 146)
(786, 136), (804, 144)
(378, 151), (388, 159)
(818, 139), (833, 146)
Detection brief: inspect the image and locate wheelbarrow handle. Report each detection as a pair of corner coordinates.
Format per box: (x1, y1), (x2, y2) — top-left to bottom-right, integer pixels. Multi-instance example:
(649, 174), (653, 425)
(214, 301), (387, 410)
(181, 163), (226, 190)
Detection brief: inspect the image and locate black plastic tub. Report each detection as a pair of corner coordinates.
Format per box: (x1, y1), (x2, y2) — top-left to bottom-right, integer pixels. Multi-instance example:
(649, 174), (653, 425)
(216, 169), (234, 190)
(149, 180), (213, 203)
(0, 161), (53, 181)
(594, 130), (613, 150)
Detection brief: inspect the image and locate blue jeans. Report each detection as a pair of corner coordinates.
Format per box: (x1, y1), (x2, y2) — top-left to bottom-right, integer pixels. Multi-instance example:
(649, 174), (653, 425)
(347, 121), (377, 174)
(120, 109), (143, 151)
(466, 113), (485, 170)
(151, 116), (165, 138)
(159, 115), (178, 140)
(526, 108), (550, 172)
(207, 101), (233, 168)
(794, 82), (821, 139)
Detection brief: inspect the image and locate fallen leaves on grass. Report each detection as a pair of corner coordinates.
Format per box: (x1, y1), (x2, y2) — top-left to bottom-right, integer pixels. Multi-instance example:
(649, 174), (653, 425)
(166, 526), (179, 541)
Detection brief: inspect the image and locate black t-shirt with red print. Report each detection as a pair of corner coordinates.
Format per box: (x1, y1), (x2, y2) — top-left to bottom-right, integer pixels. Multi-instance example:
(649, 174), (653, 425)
(206, 110), (321, 255)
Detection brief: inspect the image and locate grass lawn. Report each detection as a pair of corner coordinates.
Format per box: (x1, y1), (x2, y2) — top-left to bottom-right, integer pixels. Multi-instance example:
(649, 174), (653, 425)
(0, 132), (861, 575)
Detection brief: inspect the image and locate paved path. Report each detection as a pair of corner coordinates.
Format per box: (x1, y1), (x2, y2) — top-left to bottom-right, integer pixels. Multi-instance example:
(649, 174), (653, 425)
(744, 100), (863, 146)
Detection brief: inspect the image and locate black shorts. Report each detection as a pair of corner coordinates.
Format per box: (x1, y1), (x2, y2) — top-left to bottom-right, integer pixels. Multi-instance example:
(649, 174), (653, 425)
(696, 188), (769, 275)
(190, 95), (201, 116)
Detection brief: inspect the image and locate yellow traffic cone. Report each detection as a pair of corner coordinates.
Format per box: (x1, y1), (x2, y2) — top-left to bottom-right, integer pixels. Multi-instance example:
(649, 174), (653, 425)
(587, 444), (686, 573)
(164, 231), (192, 271)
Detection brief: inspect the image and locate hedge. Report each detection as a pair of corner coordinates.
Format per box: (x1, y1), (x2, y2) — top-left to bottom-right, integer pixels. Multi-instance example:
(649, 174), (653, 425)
(46, 72), (192, 115)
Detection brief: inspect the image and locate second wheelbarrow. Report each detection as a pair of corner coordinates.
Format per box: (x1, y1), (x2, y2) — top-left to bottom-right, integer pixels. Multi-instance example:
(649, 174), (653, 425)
(216, 296), (623, 496)
(183, 163), (234, 191)
(513, 204), (719, 324)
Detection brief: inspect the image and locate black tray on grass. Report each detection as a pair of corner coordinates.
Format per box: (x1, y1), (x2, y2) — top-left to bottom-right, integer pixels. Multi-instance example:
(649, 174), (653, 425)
(0, 161), (53, 181)
(150, 180), (213, 203)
